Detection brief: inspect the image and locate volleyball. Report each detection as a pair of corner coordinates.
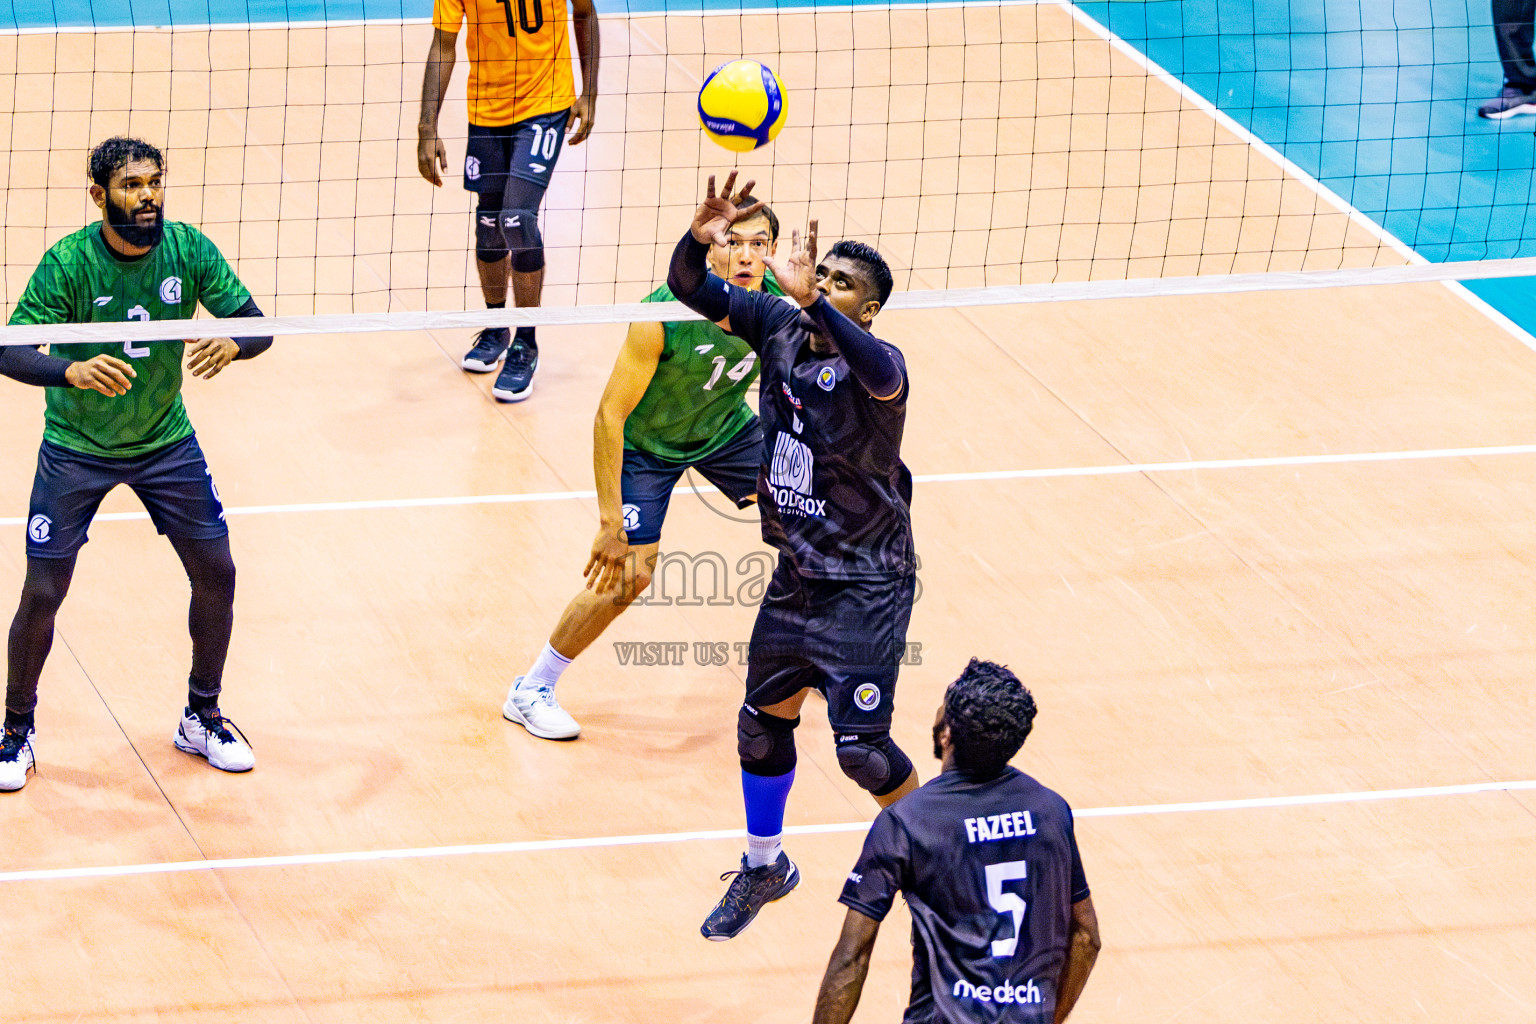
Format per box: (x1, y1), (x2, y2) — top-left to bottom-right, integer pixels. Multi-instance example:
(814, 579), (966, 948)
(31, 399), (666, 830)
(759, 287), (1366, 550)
(697, 59), (788, 152)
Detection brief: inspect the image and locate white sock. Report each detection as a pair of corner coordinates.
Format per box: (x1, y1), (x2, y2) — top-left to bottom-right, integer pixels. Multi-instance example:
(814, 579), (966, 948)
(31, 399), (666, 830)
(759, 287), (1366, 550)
(524, 642), (572, 690)
(746, 833), (783, 868)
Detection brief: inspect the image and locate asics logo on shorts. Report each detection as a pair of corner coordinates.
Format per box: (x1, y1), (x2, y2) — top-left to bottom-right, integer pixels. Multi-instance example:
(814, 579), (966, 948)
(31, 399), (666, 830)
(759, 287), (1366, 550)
(27, 515), (51, 544)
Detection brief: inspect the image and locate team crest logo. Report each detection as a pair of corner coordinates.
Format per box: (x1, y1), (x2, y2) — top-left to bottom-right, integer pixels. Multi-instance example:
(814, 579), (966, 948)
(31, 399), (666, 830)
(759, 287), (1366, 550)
(27, 515), (51, 544)
(465, 156), (482, 181)
(160, 277), (182, 304)
(854, 683), (881, 711)
(817, 367), (836, 391)
(622, 503), (641, 532)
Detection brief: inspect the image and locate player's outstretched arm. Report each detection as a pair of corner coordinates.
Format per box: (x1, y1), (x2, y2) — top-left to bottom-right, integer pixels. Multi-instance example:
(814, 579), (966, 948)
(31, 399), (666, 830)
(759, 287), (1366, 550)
(813, 908), (881, 1024)
(566, 0), (600, 146)
(587, 320), (664, 594)
(416, 28), (458, 186)
(1053, 895), (1101, 1024)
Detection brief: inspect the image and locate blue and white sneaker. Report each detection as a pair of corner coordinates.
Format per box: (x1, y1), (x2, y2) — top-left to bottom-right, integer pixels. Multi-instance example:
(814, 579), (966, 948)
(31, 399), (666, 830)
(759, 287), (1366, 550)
(174, 707), (255, 773)
(502, 675), (580, 740)
(1479, 86), (1536, 119)
(491, 333), (539, 402)
(462, 327), (510, 372)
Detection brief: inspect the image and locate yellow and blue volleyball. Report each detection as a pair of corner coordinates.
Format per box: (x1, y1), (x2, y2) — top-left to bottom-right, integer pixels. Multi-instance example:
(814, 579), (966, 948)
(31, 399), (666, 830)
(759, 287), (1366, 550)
(697, 60), (788, 152)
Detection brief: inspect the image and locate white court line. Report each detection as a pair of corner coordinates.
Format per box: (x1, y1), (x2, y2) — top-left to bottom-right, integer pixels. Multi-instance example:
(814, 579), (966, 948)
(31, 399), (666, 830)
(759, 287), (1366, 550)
(1058, 1), (1536, 355)
(1, 777), (1531, 884)
(4, 442), (1535, 528)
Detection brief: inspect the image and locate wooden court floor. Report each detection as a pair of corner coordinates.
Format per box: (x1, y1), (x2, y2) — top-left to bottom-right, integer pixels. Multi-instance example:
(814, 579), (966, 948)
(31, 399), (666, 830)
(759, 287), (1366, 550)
(2, 2), (1535, 1022)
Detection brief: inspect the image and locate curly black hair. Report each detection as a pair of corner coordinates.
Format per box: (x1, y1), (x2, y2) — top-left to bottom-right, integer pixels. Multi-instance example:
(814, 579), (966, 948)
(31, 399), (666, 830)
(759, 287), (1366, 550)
(827, 239), (893, 306)
(942, 658), (1037, 779)
(88, 137), (165, 189)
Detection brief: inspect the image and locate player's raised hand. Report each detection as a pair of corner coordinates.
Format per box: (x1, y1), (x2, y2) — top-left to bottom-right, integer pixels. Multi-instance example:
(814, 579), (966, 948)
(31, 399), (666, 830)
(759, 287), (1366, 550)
(64, 354), (136, 396)
(584, 522), (630, 595)
(764, 219), (820, 307)
(416, 131), (448, 187)
(690, 171), (766, 247)
(186, 337), (240, 379)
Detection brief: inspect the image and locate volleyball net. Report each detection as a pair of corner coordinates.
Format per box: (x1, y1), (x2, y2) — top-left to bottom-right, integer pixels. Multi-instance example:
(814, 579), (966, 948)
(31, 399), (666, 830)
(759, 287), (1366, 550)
(2, 0), (1536, 345)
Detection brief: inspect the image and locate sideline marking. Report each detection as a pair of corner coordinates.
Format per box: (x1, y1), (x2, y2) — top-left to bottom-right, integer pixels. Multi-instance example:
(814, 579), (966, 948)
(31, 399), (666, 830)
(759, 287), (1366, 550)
(6, 442), (1536, 527)
(2, 777), (1531, 884)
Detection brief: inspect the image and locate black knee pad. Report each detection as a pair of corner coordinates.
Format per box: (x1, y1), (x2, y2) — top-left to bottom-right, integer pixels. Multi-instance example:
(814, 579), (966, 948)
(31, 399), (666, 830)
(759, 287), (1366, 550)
(738, 704), (799, 777)
(475, 197), (506, 263)
(502, 207), (544, 272)
(835, 732), (914, 796)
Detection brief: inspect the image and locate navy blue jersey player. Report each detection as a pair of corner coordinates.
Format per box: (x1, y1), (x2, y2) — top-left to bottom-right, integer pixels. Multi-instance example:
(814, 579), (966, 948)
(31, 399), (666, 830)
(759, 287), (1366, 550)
(668, 172), (920, 940)
(815, 660), (1101, 1024)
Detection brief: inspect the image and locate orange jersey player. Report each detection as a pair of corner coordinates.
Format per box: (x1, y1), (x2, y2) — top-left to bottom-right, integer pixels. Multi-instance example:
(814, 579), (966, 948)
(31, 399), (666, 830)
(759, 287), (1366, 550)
(417, 0), (599, 402)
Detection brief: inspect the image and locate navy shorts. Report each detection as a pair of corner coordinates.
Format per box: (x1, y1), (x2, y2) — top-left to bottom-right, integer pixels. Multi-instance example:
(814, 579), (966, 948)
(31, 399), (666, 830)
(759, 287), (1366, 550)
(24, 434), (227, 559)
(620, 420), (761, 545)
(744, 556), (917, 733)
(464, 109), (570, 195)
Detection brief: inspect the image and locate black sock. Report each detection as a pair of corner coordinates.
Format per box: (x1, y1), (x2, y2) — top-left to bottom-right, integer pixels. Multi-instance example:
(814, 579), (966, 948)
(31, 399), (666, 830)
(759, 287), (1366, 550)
(188, 677), (220, 718)
(487, 300), (506, 309)
(4, 708), (34, 735)
(515, 325), (537, 346)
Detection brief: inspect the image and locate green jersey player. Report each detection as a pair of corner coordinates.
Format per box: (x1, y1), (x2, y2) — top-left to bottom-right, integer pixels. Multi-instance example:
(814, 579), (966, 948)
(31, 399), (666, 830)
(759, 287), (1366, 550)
(0, 137), (273, 791)
(501, 198), (782, 740)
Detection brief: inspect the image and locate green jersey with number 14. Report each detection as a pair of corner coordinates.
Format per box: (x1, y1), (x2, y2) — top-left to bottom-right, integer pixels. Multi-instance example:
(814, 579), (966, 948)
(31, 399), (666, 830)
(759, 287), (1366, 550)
(7, 220), (251, 459)
(624, 273), (783, 463)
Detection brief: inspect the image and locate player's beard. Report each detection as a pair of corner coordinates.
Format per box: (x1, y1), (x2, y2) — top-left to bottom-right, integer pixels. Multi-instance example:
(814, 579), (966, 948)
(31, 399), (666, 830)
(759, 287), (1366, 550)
(932, 719), (945, 761)
(106, 194), (164, 248)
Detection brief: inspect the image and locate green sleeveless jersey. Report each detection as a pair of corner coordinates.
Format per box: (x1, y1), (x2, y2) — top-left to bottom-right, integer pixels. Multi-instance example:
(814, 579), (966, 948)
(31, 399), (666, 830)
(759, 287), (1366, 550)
(8, 221), (251, 459)
(624, 273), (782, 462)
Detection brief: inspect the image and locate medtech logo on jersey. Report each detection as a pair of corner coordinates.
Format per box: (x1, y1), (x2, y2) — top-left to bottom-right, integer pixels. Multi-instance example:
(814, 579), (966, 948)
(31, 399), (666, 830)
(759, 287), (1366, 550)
(27, 515), (51, 544)
(769, 432), (825, 517)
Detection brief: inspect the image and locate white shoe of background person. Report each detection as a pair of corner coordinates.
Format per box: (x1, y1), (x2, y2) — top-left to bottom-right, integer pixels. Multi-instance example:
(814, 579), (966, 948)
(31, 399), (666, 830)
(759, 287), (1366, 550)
(502, 675), (580, 740)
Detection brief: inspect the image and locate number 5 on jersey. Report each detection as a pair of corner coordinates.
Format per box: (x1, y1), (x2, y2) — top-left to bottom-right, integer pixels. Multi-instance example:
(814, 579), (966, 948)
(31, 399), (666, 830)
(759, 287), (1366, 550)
(985, 860), (1028, 957)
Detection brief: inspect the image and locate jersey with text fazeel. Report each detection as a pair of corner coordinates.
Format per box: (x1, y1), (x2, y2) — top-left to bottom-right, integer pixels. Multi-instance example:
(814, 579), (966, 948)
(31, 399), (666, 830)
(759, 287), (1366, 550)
(724, 285), (915, 581)
(7, 221), (252, 459)
(624, 273), (781, 462)
(839, 768), (1091, 1024)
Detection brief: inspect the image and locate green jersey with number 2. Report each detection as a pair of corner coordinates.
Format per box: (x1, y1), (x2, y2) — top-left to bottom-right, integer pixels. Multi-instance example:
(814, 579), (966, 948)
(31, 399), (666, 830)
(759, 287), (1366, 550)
(7, 220), (251, 459)
(624, 274), (783, 463)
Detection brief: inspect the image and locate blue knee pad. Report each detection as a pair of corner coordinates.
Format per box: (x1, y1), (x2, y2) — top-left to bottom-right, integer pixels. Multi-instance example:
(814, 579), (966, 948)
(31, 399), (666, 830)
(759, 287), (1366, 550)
(738, 704), (799, 777)
(835, 731), (914, 796)
(502, 207), (545, 272)
(475, 198), (507, 263)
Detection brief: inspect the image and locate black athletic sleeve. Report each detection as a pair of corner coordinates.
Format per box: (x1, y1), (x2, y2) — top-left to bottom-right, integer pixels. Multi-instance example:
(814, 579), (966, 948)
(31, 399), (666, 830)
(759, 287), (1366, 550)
(0, 343), (70, 388)
(666, 232), (732, 322)
(1067, 809), (1090, 903)
(804, 295), (905, 400)
(225, 297), (273, 360)
(838, 807), (912, 922)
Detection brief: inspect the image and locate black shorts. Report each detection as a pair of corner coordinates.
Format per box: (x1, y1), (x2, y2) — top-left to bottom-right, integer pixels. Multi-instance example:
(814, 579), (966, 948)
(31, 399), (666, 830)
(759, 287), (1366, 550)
(24, 434), (227, 559)
(744, 556), (917, 733)
(620, 420), (761, 545)
(464, 109), (570, 196)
